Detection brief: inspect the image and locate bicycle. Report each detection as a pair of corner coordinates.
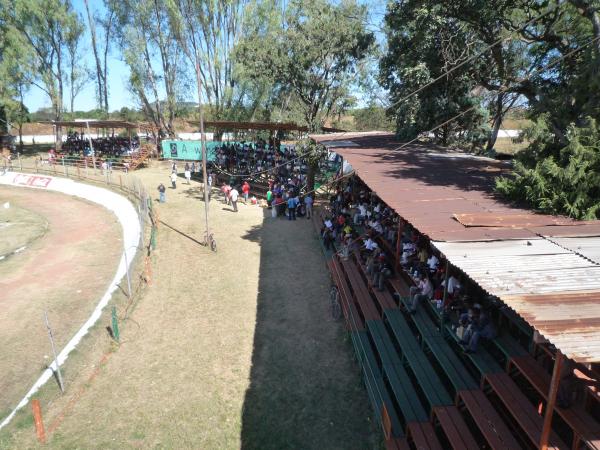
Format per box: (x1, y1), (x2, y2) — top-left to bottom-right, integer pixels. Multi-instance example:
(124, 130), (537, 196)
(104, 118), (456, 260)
(329, 285), (342, 320)
(203, 231), (217, 252)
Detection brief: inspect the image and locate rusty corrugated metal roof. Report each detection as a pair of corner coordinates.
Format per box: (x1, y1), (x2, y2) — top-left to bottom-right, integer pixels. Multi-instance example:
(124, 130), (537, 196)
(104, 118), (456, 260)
(313, 132), (600, 363)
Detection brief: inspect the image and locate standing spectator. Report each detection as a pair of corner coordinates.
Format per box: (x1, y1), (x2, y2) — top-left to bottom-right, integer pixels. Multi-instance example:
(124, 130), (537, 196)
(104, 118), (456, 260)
(171, 161), (177, 173)
(242, 181), (250, 204)
(157, 183), (166, 202)
(230, 186), (239, 212)
(305, 194), (313, 219)
(221, 182), (232, 204)
(266, 188), (273, 208)
(184, 163), (191, 184)
(287, 194), (299, 220)
(191, 161), (196, 174)
(170, 171), (177, 189)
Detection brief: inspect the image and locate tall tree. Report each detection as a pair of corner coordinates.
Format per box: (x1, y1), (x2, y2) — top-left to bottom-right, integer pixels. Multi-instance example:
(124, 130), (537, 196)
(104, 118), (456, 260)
(65, 15), (91, 114)
(236, 0), (374, 191)
(236, 0), (374, 132)
(3, 0), (84, 146)
(167, 0), (249, 128)
(107, 0), (186, 135)
(84, 0), (114, 113)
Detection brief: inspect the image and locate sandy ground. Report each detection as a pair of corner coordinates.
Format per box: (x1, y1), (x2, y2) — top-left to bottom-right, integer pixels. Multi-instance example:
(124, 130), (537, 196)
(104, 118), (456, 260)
(0, 186), (122, 418)
(1, 163), (380, 449)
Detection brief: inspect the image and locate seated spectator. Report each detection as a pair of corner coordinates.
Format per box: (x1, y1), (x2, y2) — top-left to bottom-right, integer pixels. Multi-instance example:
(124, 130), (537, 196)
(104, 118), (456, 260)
(460, 308), (497, 353)
(408, 274), (433, 313)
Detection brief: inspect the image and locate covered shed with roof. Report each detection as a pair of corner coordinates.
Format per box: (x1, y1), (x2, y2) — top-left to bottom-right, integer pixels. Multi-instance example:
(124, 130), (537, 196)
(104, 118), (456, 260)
(312, 131), (600, 447)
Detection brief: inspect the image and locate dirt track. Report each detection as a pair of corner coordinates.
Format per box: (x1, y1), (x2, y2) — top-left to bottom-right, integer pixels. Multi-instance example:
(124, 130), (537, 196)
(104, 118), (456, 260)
(0, 186), (121, 418)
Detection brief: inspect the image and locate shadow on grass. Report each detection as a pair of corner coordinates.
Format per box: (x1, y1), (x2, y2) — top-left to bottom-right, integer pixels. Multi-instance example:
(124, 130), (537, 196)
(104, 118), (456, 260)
(240, 208), (380, 450)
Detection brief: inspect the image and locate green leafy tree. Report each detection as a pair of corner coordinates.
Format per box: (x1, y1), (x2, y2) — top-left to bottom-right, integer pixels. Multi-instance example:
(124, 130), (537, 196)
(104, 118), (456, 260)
(236, 0), (374, 190)
(381, 2), (489, 148)
(496, 117), (600, 219)
(3, 0), (85, 146)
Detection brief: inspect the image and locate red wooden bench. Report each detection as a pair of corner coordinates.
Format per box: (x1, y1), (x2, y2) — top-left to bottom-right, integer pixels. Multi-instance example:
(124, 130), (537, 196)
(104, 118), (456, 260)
(389, 276), (412, 299)
(456, 389), (522, 449)
(431, 405), (480, 450)
(483, 372), (569, 449)
(328, 258), (364, 331)
(354, 256), (397, 312)
(385, 437), (411, 450)
(406, 422), (443, 450)
(339, 256), (380, 321)
(509, 354), (600, 450)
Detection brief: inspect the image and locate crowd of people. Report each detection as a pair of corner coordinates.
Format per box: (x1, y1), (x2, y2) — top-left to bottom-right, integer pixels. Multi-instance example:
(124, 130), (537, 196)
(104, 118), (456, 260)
(62, 131), (141, 158)
(317, 176), (499, 354)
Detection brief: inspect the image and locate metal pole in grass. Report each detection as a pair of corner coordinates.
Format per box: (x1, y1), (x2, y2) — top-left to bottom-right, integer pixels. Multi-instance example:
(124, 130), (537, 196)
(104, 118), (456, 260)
(111, 306), (120, 342)
(123, 247), (132, 300)
(44, 311), (65, 393)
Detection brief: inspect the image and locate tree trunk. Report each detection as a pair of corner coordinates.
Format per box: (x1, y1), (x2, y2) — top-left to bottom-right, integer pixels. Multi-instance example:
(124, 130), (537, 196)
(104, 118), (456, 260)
(84, 0), (105, 111)
(486, 92), (504, 152)
(307, 162), (317, 194)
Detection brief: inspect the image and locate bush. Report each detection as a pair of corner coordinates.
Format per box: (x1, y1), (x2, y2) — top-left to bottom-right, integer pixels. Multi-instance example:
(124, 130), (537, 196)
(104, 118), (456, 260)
(496, 118), (600, 219)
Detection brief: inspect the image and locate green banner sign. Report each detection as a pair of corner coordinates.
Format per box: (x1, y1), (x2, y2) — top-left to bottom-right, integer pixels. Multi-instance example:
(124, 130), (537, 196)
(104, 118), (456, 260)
(161, 140), (218, 161)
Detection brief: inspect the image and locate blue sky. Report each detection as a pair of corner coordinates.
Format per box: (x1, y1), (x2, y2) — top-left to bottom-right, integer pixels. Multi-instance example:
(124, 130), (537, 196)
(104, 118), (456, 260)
(23, 0), (388, 113)
(23, 0), (132, 113)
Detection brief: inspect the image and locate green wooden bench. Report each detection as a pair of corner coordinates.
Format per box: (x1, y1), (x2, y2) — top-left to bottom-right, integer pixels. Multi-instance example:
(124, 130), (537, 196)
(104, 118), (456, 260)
(369, 320), (453, 409)
(351, 330), (404, 438)
(386, 308), (477, 395)
(365, 319), (430, 424)
(444, 323), (504, 379)
(490, 331), (529, 369)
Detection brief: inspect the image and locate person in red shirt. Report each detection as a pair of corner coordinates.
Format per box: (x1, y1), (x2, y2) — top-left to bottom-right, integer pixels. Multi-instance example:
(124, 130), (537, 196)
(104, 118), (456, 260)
(242, 181), (250, 204)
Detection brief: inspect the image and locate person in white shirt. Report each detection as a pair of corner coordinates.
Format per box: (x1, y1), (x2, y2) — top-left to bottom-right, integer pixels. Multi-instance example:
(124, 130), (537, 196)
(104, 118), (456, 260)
(409, 275), (433, 313)
(442, 275), (461, 296)
(427, 254), (439, 272)
(170, 171), (177, 189)
(364, 237), (379, 251)
(230, 187), (239, 212)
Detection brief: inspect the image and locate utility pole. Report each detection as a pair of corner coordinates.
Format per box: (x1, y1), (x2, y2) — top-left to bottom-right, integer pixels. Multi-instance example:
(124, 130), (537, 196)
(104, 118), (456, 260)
(195, 59), (210, 238)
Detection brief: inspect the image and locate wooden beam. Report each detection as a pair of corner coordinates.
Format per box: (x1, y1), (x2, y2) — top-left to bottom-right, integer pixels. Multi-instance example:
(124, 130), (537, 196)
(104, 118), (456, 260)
(539, 350), (563, 450)
(395, 219), (404, 273)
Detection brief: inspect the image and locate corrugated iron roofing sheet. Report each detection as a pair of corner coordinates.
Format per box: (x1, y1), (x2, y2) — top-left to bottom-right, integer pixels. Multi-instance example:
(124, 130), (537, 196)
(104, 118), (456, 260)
(312, 132), (600, 363)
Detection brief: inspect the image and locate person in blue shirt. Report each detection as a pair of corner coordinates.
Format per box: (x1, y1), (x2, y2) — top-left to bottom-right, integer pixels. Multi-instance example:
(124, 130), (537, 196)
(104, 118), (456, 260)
(287, 194), (299, 221)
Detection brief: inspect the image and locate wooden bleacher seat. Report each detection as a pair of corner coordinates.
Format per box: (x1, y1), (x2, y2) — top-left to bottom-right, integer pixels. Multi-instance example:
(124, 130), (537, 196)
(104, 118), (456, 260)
(385, 437), (411, 450)
(386, 309), (478, 395)
(351, 330), (404, 438)
(444, 323), (505, 378)
(369, 319), (454, 410)
(456, 389), (521, 449)
(354, 256), (397, 312)
(431, 405), (480, 450)
(338, 257), (380, 321)
(483, 372), (569, 449)
(406, 421), (444, 450)
(328, 259), (364, 331)
(366, 319), (430, 424)
(508, 354), (600, 450)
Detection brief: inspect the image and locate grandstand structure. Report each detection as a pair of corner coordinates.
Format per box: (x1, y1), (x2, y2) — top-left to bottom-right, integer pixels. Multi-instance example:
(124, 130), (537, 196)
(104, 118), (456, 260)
(42, 120), (156, 171)
(311, 131), (600, 450)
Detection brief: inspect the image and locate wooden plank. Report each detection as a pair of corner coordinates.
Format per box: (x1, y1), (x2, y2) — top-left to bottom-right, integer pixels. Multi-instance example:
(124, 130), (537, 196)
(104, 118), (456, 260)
(483, 373), (568, 449)
(330, 259), (364, 331)
(457, 389), (521, 450)
(366, 320), (429, 423)
(432, 406), (480, 450)
(340, 257), (380, 321)
(355, 257), (397, 312)
(407, 422), (443, 450)
(509, 355), (600, 448)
